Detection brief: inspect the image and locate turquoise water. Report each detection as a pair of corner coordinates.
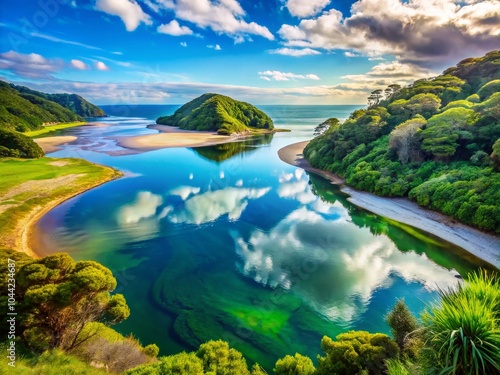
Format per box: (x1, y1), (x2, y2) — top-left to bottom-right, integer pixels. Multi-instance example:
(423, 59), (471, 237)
(34, 105), (482, 370)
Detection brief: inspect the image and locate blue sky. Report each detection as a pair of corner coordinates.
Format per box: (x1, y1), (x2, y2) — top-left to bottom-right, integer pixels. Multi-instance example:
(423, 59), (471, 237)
(0, 0), (499, 104)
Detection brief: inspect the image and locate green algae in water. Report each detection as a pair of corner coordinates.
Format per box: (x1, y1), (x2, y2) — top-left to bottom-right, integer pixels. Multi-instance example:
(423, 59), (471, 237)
(34, 138), (489, 372)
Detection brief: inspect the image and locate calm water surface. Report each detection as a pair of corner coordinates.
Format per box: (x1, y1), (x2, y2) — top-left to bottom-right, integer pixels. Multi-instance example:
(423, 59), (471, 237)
(34, 105), (481, 370)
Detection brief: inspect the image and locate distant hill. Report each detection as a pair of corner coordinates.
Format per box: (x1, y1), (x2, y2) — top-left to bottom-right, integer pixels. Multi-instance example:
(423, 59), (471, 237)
(156, 93), (274, 135)
(0, 81), (105, 132)
(304, 50), (500, 233)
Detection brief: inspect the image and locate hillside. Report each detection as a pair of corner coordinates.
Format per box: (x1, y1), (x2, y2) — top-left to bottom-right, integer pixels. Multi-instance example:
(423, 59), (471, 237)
(304, 50), (500, 233)
(0, 81), (105, 132)
(156, 93), (274, 135)
(11, 83), (106, 117)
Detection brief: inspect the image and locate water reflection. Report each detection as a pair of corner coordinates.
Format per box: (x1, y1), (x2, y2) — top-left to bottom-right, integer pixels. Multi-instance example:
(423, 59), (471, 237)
(162, 186), (271, 225)
(192, 134), (274, 162)
(233, 171), (460, 323)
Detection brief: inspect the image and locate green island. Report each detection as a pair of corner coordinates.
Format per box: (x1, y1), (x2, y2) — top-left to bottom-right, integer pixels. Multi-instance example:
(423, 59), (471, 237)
(305, 50), (500, 233)
(156, 93), (275, 135)
(1, 52), (499, 375)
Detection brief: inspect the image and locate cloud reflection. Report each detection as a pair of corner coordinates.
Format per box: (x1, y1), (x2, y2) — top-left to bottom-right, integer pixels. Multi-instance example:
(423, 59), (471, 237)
(117, 191), (163, 224)
(162, 186), (271, 225)
(233, 171), (460, 323)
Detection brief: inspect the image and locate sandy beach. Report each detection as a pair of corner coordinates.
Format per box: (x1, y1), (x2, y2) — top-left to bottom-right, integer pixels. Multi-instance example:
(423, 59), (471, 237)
(278, 141), (500, 269)
(116, 125), (240, 151)
(34, 135), (77, 153)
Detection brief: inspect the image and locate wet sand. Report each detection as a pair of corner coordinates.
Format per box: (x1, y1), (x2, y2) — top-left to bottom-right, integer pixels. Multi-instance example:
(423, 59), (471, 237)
(278, 141), (500, 269)
(34, 136), (77, 153)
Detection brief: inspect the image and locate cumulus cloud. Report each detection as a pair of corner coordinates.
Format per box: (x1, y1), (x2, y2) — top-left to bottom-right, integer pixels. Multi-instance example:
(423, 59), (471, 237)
(146, 0), (273, 41)
(95, 61), (110, 70)
(117, 191), (163, 224)
(169, 186), (200, 200)
(268, 47), (321, 57)
(278, 0), (500, 67)
(207, 44), (222, 50)
(70, 59), (89, 70)
(234, 204), (460, 323)
(0, 50), (63, 79)
(286, 0), (330, 18)
(95, 0), (152, 31)
(161, 186), (270, 224)
(259, 70), (320, 81)
(157, 20), (194, 36)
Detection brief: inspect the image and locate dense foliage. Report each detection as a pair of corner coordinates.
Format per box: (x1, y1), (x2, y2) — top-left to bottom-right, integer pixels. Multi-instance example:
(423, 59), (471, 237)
(0, 80), (105, 132)
(0, 129), (44, 158)
(156, 93), (274, 135)
(304, 50), (500, 232)
(0, 251), (129, 352)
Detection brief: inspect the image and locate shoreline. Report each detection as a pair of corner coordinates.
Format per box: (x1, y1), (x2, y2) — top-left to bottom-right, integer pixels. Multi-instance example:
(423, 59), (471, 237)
(278, 141), (500, 269)
(34, 135), (78, 153)
(0, 159), (122, 259)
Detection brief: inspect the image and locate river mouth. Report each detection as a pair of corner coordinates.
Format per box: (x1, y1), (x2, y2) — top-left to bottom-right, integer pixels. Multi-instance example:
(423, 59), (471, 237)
(32, 107), (486, 370)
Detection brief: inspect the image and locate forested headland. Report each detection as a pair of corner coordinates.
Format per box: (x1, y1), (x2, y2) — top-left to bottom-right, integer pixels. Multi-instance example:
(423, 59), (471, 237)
(156, 93), (274, 135)
(304, 50), (500, 233)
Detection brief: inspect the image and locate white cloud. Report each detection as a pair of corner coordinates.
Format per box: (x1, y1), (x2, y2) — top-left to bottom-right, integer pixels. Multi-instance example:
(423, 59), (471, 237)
(258, 70), (320, 81)
(278, 0), (500, 67)
(286, 0), (330, 18)
(157, 20), (194, 36)
(31, 32), (105, 51)
(117, 191), (163, 224)
(162, 186), (270, 224)
(260, 76), (271, 81)
(145, 0), (273, 41)
(70, 59), (89, 70)
(180, 42), (188, 47)
(95, 0), (152, 31)
(95, 61), (110, 70)
(169, 186), (200, 200)
(268, 47), (321, 57)
(207, 44), (222, 50)
(0, 50), (63, 79)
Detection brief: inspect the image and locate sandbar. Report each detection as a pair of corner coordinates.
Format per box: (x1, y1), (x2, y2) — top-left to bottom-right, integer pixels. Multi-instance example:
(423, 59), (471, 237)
(278, 141), (500, 269)
(34, 136), (77, 153)
(116, 125), (240, 151)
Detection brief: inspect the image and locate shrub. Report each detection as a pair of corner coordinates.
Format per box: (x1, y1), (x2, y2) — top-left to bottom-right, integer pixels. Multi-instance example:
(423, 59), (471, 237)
(316, 331), (399, 375)
(421, 271), (500, 374)
(274, 353), (315, 375)
(0, 129), (44, 158)
(386, 299), (421, 358)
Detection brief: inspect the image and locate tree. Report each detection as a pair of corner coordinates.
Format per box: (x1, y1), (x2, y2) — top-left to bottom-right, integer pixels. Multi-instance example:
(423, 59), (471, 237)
(389, 117), (426, 163)
(196, 340), (250, 375)
(491, 138), (500, 171)
(386, 299), (421, 358)
(406, 93), (441, 118)
(314, 117), (340, 136)
(385, 84), (402, 100)
(368, 89), (384, 107)
(316, 331), (399, 375)
(274, 353), (315, 375)
(15, 253), (130, 351)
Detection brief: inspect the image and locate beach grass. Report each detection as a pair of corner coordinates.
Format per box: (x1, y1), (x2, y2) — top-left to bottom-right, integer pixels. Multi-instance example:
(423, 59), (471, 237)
(0, 157), (122, 255)
(24, 121), (87, 137)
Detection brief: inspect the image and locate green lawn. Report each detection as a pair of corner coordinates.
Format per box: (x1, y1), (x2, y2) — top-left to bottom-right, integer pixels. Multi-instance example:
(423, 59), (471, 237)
(24, 122), (87, 137)
(0, 157), (121, 253)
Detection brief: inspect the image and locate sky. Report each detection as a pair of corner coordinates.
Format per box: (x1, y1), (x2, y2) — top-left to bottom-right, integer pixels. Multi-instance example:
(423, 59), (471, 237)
(0, 0), (499, 105)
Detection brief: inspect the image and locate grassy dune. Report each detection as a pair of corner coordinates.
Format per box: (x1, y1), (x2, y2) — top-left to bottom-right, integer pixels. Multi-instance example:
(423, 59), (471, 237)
(24, 122), (87, 137)
(0, 157), (121, 256)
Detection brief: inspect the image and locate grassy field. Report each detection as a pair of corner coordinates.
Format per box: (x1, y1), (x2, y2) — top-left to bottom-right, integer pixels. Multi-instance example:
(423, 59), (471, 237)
(0, 157), (121, 255)
(24, 122), (87, 137)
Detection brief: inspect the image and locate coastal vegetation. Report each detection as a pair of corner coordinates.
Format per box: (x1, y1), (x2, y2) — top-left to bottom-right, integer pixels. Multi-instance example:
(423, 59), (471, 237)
(0, 80), (105, 157)
(2, 246), (497, 375)
(156, 93), (274, 135)
(304, 50), (500, 233)
(0, 157), (121, 253)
